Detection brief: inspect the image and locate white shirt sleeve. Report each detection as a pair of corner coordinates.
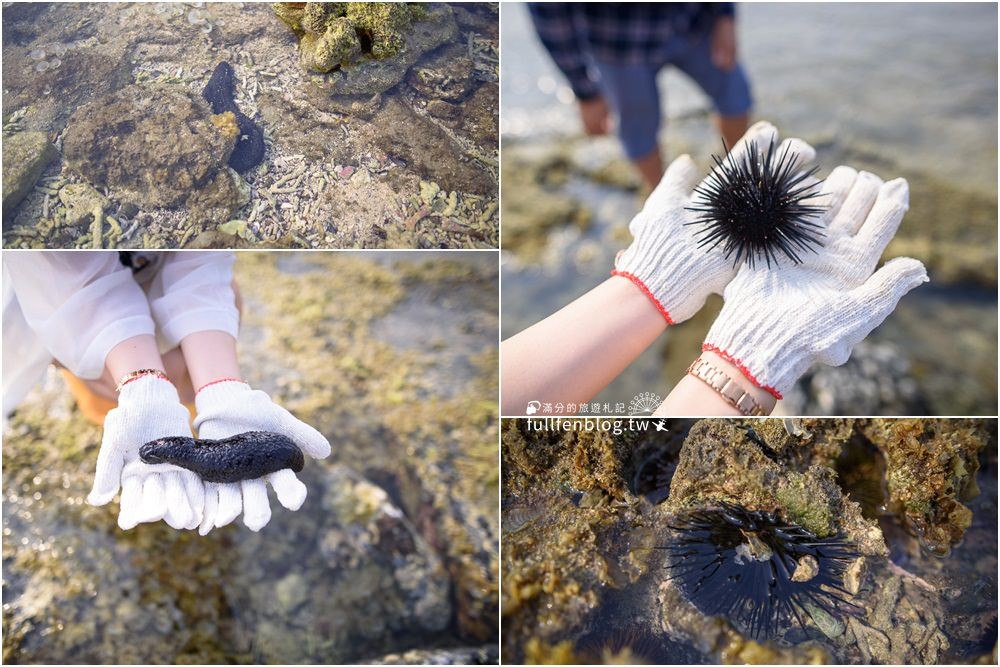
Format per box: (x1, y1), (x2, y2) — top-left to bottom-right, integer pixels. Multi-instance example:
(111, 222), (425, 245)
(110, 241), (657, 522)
(2, 251), (155, 380)
(147, 251), (239, 348)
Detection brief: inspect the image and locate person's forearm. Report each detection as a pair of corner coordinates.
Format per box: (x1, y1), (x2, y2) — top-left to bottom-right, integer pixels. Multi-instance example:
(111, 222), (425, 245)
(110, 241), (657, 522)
(655, 350), (776, 416)
(179, 331), (241, 392)
(104, 334), (166, 385)
(501, 276), (668, 413)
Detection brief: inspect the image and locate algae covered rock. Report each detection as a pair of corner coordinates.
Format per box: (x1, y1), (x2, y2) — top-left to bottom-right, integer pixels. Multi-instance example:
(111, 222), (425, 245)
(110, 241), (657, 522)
(371, 98), (495, 196)
(317, 465), (452, 634)
(2, 131), (57, 220)
(62, 84), (242, 223)
(665, 419), (885, 555)
(275, 2), (430, 73)
(300, 16), (363, 72)
(860, 418), (986, 553)
(288, 2), (458, 101)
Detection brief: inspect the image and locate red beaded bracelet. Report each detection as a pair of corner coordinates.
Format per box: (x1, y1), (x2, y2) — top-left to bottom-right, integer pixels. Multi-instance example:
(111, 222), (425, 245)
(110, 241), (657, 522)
(195, 378), (248, 395)
(115, 369), (171, 393)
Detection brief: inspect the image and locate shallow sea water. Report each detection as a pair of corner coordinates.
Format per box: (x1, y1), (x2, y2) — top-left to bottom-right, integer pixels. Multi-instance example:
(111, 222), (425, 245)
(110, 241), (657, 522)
(2, 2), (500, 249)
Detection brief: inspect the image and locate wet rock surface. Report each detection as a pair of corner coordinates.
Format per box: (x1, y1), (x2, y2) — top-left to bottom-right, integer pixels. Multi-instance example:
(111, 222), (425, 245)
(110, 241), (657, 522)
(2, 131), (58, 220)
(780, 341), (928, 416)
(860, 419), (986, 554)
(501, 418), (997, 664)
(2, 253), (499, 663)
(62, 84), (240, 222)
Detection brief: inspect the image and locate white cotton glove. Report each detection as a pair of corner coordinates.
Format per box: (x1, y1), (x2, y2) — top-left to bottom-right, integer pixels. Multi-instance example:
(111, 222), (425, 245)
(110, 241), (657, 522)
(703, 168), (929, 398)
(193, 381), (331, 535)
(88, 375), (205, 531)
(613, 121), (817, 324)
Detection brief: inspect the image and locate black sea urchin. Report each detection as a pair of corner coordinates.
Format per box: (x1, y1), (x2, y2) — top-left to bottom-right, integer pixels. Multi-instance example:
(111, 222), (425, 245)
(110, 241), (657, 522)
(661, 503), (860, 640)
(685, 139), (826, 269)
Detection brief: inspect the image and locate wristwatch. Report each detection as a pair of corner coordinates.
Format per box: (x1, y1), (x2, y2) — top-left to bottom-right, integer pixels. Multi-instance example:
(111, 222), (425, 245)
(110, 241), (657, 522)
(686, 357), (767, 416)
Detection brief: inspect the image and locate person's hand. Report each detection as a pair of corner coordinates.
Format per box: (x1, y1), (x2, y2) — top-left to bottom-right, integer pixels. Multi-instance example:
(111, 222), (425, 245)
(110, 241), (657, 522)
(710, 16), (738, 71)
(613, 121), (816, 325)
(192, 380), (331, 534)
(579, 96), (611, 135)
(88, 374), (205, 530)
(703, 169), (928, 399)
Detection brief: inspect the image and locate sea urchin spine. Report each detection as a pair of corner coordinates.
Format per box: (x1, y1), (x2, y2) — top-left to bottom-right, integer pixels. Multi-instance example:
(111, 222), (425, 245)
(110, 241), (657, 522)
(685, 139), (826, 269)
(660, 502), (860, 641)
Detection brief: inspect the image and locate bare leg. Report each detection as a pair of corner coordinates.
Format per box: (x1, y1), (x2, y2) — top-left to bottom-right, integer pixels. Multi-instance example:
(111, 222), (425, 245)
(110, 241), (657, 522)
(716, 113), (750, 150)
(633, 146), (665, 190)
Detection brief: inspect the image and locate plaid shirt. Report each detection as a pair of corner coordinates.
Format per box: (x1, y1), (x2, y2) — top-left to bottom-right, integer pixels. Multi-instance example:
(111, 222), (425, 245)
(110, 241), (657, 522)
(528, 2), (735, 99)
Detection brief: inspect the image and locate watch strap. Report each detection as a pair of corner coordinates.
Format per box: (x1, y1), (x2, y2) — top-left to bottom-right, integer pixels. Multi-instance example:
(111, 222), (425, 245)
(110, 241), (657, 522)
(686, 357), (767, 416)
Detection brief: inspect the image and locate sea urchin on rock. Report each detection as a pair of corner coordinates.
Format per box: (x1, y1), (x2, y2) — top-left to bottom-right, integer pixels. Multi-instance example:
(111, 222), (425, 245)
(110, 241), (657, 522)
(685, 139), (826, 269)
(661, 503), (860, 641)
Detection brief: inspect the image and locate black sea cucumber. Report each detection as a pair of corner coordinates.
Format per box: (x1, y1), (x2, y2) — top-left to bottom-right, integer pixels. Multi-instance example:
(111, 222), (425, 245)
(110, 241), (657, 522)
(660, 502), (860, 640)
(685, 139), (826, 269)
(202, 61), (266, 173)
(139, 431), (304, 483)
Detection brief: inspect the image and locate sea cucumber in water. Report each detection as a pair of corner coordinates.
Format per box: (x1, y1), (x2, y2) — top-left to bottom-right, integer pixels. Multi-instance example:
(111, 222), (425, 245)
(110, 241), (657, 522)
(201, 61), (266, 173)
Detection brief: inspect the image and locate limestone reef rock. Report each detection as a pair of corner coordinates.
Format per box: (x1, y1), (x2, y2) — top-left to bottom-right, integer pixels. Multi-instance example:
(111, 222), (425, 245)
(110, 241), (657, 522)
(665, 420), (887, 555)
(62, 84), (247, 224)
(860, 419), (986, 554)
(275, 1), (458, 102)
(2, 131), (58, 220)
(274, 2), (431, 73)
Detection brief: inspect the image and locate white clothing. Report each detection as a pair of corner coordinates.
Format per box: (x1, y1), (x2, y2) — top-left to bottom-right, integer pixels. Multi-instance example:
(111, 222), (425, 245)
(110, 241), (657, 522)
(3, 251), (239, 417)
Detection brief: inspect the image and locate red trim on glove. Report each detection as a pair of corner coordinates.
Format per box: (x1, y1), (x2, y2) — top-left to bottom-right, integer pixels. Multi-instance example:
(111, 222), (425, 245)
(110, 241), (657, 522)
(610, 270), (675, 325)
(702, 343), (783, 400)
(195, 378), (249, 395)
